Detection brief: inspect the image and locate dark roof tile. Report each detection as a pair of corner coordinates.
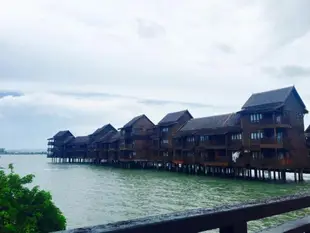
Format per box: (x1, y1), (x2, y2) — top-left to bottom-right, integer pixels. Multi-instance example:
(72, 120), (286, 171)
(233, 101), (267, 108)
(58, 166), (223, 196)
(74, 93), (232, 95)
(122, 114), (154, 128)
(122, 115), (144, 128)
(53, 130), (72, 138)
(69, 136), (90, 145)
(92, 124), (116, 136)
(180, 113), (240, 132)
(158, 110), (192, 125)
(96, 131), (116, 143)
(109, 131), (121, 142)
(242, 86), (293, 109)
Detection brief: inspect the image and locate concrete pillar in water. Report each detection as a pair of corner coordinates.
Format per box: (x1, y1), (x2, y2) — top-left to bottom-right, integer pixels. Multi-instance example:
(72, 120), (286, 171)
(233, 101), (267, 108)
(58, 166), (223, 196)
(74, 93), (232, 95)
(281, 170), (286, 182)
(268, 170), (271, 180)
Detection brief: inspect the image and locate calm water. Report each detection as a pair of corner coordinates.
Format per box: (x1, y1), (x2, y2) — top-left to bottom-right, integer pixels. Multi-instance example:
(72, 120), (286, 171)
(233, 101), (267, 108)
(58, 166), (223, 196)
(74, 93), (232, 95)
(1, 155), (310, 232)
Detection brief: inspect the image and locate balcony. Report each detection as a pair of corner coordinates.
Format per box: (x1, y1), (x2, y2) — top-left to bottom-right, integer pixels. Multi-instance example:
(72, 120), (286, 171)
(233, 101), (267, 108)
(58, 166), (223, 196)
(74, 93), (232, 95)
(260, 137), (285, 149)
(251, 115), (290, 127)
(228, 140), (242, 149)
(159, 143), (172, 150)
(173, 141), (184, 149)
(183, 142), (196, 150)
(198, 140), (226, 149)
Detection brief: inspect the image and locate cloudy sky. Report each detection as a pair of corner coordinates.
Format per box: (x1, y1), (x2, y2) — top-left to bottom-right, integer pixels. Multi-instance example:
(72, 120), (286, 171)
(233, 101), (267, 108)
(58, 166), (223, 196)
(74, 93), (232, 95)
(1, 0), (310, 149)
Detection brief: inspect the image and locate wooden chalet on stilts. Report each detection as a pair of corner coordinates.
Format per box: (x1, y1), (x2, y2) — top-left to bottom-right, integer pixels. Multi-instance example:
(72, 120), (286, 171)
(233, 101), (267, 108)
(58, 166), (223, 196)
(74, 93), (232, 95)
(151, 110), (193, 165)
(47, 86), (310, 182)
(118, 115), (154, 167)
(173, 113), (241, 169)
(47, 130), (74, 162)
(107, 131), (121, 164)
(236, 86), (308, 172)
(97, 130), (118, 164)
(65, 136), (90, 163)
(87, 124), (117, 164)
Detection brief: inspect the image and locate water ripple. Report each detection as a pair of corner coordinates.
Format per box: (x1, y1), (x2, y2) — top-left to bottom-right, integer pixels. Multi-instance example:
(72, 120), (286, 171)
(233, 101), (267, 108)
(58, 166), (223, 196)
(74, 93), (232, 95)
(1, 155), (310, 232)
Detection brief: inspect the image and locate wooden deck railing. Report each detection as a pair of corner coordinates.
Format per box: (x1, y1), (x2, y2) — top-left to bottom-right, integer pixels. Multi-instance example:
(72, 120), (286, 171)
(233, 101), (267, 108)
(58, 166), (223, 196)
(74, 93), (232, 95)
(54, 193), (310, 233)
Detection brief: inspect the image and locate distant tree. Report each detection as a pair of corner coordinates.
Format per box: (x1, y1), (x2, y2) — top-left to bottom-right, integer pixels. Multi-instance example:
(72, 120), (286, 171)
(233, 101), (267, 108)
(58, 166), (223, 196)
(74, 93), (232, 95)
(0, 164), (66, 233)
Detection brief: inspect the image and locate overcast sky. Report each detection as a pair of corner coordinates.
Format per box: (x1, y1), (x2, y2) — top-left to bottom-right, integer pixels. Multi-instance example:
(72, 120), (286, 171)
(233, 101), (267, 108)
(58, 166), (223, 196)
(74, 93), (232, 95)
(1, 0), (310, 149)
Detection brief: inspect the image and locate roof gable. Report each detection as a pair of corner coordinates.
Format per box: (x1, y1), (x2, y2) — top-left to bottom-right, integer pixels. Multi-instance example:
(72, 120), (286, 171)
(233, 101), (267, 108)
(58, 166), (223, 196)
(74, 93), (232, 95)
(109, 131), (121, 142)
(158, 110), (193, 125)
(180, 113), (240, 132)
(95, 131), (116, 144)
(242, 86), (307, 113)
(70, 136), (90, 145)
(242, 86), (294, 109)
(53, 130), (73, 139)
(92, 124), (116, 136)
(122, 114), (154, 128)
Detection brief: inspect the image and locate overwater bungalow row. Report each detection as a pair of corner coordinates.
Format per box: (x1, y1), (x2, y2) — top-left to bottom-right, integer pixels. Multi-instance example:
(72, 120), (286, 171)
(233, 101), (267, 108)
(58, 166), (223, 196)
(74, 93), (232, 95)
(47, 86), (310, 175)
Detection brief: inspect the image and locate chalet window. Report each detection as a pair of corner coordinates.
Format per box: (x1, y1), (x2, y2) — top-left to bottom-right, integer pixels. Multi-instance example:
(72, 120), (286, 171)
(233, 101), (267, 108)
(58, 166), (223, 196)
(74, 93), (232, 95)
(163, 152), (169, 157)
(187, 137), (195, 142)
(133, 152), (136, 156)
(200, 135), (209, 141)
(162, 139), (168, 144)
(231, 133), (242, 140)
(251, 131), (263, 140)
(162, 128), (169, 132)
(250, 113), (263, 123)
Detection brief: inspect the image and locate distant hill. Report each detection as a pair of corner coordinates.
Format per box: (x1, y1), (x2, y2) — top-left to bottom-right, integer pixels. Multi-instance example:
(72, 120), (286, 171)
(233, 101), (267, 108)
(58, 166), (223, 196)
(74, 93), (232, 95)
(1, 149), (47, 155)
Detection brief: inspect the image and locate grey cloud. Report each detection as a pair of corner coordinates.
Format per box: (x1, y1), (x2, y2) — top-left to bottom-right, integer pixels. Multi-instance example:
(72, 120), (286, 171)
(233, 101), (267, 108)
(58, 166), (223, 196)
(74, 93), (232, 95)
(262, 65), (310, 78)
(0, 91), (23, 98)
(216, 43), (235, 54)
(263, 0), (310, 46)
(55, 91), (231, 109)
(282, 65), (310, 77)
(138, 99), (231, 109)
(136, 18), (166, 39)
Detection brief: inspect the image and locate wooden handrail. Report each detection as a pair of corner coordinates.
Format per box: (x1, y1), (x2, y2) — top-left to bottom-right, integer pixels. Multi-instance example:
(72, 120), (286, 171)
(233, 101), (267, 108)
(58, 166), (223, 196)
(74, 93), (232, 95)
(54, 192), (310, 233)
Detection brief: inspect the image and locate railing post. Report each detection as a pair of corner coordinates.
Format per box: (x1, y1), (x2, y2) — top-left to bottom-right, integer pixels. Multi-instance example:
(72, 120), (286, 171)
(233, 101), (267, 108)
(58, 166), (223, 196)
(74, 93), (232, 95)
(220, 222), (247, 233)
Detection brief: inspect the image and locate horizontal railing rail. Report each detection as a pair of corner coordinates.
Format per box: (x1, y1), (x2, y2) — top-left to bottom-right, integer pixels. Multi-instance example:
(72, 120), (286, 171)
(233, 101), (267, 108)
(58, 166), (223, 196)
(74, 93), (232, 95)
(54, 192), (310, 233)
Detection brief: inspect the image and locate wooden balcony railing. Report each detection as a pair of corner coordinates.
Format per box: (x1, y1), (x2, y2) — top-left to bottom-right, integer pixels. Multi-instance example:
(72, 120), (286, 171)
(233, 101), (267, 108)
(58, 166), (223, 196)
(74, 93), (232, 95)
(260, 137), (283, 144)
(198, 140), (226, 147)
(54, 193), (310, 233)
(253, 116), (290, 126)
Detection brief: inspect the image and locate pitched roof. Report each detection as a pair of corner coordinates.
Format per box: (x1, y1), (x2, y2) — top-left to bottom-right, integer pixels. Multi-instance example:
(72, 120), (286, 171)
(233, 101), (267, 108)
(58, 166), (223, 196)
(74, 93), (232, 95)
(180, 113), (240, 132)
(69, 136), (90, 145)
(109, 131), (121, 142)
(122, 114), (154, 128)
(122, 115), (144, 128)
(92, 124), (115, 136)
(96, 131), (116, 143)
(242, 86), (306, 111)
(64, 136), (75, 144)
(53, 130), (72, 138)
(158, 110), (192, 125)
